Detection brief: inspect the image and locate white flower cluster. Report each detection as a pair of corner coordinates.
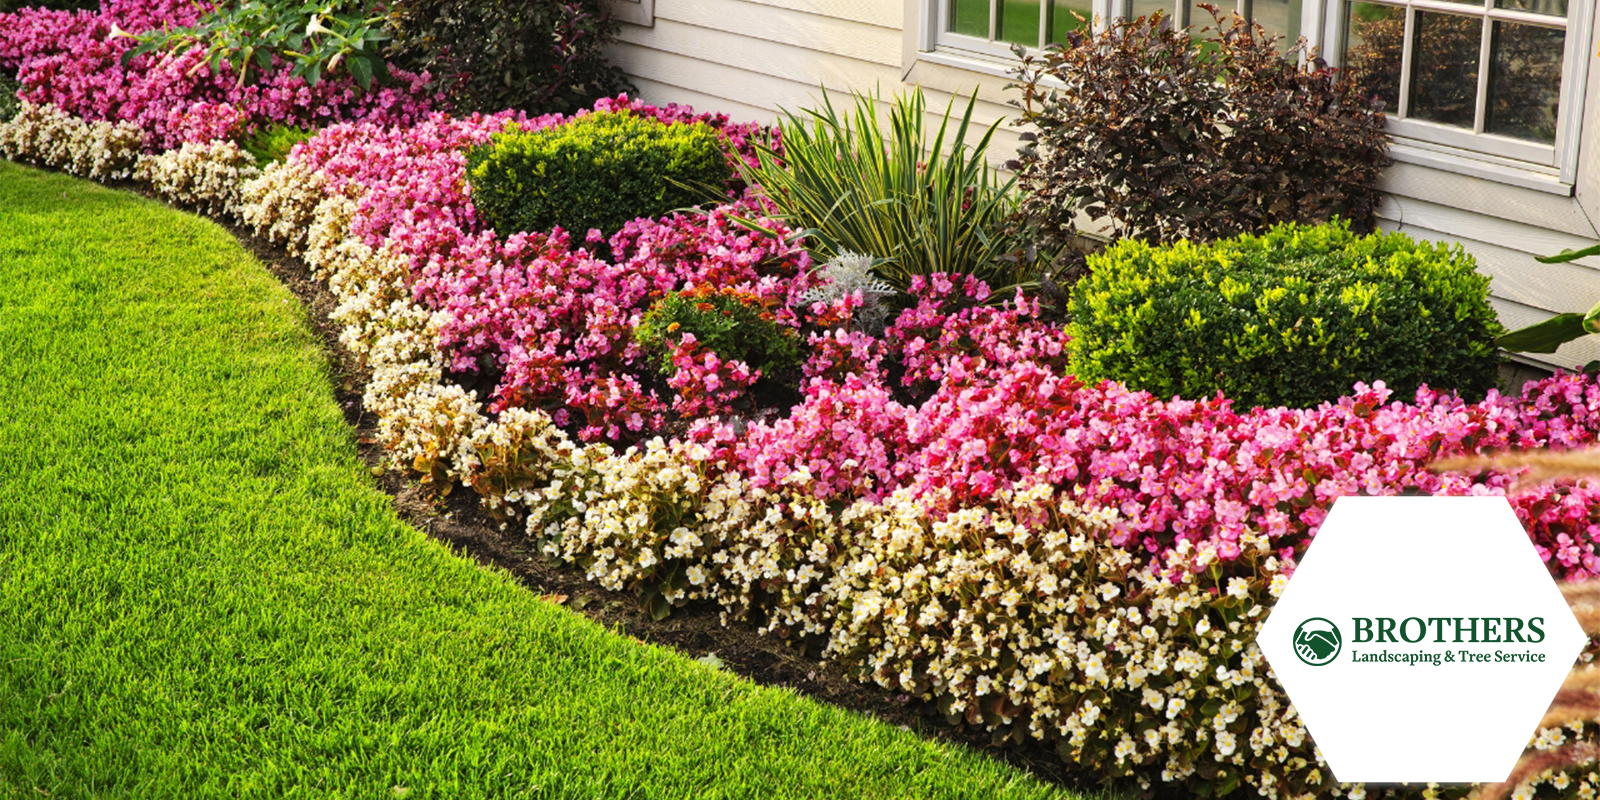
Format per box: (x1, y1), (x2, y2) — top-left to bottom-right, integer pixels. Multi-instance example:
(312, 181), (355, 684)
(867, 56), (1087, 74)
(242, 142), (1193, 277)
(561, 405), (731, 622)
(293, 194), (483, 486)
(509, 446), (1330, 796)
(239, 158), (328, 255)
(0, 101), (143, 181)
(134, 140), (261, 217)
(799, 251), (895, 332)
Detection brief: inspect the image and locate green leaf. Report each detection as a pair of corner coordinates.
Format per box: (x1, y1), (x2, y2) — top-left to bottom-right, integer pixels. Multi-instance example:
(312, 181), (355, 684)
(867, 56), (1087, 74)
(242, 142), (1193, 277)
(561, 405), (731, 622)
(1496, 313), (1587, 354)
(347, 54), (372, 90)
(1536, 243), (1600, 264)
(646, 592), (671, 622)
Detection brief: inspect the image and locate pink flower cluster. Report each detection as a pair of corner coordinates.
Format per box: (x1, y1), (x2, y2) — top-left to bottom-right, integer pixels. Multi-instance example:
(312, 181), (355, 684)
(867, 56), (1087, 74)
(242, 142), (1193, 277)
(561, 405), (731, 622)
(282, 102), (807, 443)
(0, 0), (438, 149)
(464, 202), (812, 441)
(684, 275), (1600, 581)
(667, 335), (762, 419)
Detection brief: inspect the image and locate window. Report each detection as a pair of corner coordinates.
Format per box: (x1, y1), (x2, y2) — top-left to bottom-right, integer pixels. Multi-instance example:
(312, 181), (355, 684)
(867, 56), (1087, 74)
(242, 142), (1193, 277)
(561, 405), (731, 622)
(921, 0), (1590, 181)
(936, 0), (1096, 57)
(1332, 0), (1578, 170)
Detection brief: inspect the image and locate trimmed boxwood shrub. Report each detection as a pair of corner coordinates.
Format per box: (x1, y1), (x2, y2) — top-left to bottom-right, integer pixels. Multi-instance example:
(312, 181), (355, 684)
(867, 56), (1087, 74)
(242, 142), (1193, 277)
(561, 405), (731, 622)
(1066, 221), (1503, 409)
(466, 111), (732, 239)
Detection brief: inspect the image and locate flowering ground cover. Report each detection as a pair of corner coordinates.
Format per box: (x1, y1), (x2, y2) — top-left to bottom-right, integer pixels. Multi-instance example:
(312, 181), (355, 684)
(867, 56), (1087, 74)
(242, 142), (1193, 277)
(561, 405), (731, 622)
(0, 160), (1075, 799)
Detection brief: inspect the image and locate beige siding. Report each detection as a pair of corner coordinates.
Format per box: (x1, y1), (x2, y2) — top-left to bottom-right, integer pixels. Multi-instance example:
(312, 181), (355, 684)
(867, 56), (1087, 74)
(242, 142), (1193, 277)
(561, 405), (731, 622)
(610, 0), (1600, 372)
(605, 0), (1021, 155)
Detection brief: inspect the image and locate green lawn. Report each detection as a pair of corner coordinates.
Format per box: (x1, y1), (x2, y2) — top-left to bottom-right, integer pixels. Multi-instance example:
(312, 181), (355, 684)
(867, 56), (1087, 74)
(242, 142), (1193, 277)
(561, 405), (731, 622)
(0, 161), (1071, 800)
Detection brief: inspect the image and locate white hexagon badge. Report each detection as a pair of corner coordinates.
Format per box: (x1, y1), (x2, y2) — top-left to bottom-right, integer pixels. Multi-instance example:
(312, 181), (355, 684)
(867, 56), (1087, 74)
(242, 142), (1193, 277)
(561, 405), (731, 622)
(1256, 496), (1588, 783)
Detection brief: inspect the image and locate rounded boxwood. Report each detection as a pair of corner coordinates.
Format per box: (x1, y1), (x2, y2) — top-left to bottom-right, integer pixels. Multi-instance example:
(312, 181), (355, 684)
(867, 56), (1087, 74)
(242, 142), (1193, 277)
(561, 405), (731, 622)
(1066, 221), (1503, 409)
(466, 110), (731, 239)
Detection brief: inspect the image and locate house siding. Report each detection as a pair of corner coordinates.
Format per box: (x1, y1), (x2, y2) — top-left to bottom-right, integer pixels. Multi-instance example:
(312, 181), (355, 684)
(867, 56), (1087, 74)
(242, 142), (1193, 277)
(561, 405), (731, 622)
(606, 0), (1600, 373)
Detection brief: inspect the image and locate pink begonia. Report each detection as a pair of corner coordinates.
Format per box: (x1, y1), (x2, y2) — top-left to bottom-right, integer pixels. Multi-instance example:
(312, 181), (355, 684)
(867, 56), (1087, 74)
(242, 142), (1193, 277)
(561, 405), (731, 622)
(666, 336), (762, 419)
(700, 275), (1600, 581)
(0, 0), (439, 149)
(275, 100), (802, 443)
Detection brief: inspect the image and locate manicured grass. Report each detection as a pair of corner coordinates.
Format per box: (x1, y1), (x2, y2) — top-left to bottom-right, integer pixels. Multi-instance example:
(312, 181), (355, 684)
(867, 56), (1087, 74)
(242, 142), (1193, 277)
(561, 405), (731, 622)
(0, 161), (1071, 800)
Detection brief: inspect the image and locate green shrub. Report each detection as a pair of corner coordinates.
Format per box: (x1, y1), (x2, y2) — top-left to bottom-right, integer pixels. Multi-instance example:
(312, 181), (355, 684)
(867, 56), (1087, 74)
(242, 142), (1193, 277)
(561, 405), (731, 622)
(1008, 11), (1390, 247)
(634, 286), (800, 378)
(736, 87), (1051, 296)
(466, 111), (731, 238)
(384, 0), (631, 115)
(0, 74), (20, 124)
(1066, 221), (1503, 409)
(240, 124), (314, 166)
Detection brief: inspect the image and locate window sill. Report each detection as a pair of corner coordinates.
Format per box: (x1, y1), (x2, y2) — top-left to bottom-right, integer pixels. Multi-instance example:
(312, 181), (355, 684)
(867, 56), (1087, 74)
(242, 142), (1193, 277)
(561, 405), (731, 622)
(1388, 141), (1573, 197)
(915, 48), (1025, 82)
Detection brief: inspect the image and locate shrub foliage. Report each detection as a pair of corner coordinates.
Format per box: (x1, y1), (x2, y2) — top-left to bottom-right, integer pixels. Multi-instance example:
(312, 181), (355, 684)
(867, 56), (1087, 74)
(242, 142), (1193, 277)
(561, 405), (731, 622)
(635, 286), (800, 379)
(467, 110), (733, 239)
(1067, 221), (1503, 409)
(1008, 8), (1391, 246)
(384, 0), (631, 115)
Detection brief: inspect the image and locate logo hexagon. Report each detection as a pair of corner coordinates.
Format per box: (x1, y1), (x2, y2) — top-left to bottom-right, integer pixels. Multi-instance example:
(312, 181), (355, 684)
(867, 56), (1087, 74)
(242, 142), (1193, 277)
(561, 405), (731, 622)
(1256, 496), (1588, 783)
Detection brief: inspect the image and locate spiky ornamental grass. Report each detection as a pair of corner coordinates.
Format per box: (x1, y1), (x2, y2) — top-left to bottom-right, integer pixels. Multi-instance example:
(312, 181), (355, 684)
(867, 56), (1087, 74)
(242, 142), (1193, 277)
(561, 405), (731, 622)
(0, 160), (1075, 800)
(737, 87), (1044, 297)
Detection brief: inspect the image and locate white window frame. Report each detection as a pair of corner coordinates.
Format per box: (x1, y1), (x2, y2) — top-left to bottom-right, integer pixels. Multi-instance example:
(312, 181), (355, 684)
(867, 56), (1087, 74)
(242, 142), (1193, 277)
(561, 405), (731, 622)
(1320, 0), (1590, 184)
(917, 0), (1592, 189)
(608, 0), (655, 27)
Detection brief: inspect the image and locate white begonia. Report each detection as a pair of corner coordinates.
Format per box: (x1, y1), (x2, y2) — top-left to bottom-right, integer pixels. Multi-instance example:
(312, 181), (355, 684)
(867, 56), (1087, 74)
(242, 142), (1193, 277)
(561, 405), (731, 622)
(135, 140), (261, 217)
(1227, 577), (1250, 600)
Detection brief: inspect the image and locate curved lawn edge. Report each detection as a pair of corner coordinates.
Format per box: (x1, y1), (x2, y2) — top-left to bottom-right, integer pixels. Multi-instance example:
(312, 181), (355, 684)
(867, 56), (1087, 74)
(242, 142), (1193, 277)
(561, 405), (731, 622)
(0, 161), (1069, 800)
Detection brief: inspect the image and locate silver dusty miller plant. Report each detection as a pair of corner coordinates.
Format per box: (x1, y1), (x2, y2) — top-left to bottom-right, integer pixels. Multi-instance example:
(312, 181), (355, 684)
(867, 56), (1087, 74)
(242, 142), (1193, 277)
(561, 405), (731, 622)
(799, 251), (895, 334)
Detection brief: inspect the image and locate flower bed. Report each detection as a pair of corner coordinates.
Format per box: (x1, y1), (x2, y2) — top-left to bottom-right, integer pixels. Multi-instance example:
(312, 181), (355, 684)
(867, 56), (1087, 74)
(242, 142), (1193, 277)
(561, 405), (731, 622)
(7, 10), (1600, 793)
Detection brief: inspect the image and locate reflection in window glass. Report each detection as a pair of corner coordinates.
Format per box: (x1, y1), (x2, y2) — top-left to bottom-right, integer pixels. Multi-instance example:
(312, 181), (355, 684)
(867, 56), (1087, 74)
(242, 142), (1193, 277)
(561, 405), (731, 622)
(1486, 22), (1564, 142)
(1048, 0), (1093, 43)
(999, 0), (1041, 43)
(1408, 11), (1481, 128)
(949, 0), (990, 37)
(1249, 0), (1303, 45)
(1127, 0), (1173, 23)
(1496, 0), (1565, 13)
(1187, 0), (1234, 29)
(1342, 2), (1403, 113)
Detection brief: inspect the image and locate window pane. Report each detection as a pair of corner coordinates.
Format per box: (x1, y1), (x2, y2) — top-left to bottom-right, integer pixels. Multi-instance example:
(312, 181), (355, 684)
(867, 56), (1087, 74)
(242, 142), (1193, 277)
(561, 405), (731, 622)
(1408, 11), (1482, 128)
(999, 0), (1042, 44)
(1047, 0), (1093, 43)
(1187, 0), (1232, 29)
(1485, 21), (1564, 142)
(949, 0), (990, 37)
(1249, 0), (1304, 45)
(1495, 0), (1566, 16)
(1127, 0), (1175, 23)
(1342, 2), (1404, 114)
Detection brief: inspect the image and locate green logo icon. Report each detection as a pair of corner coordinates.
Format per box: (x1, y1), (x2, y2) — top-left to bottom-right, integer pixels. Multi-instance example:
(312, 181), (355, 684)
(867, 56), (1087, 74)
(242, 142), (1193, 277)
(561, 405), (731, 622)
(1294, 617), (1342, 666)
